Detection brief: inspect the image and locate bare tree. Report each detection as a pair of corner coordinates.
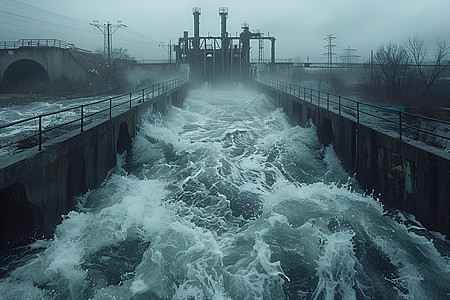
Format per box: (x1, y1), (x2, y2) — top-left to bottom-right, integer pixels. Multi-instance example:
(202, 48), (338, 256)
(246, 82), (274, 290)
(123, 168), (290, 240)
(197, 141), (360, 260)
(110, 48), (135, 89)
(111, 47), (134, 62)
(405, 36), (449, 102)
(374, 43), (411, 100)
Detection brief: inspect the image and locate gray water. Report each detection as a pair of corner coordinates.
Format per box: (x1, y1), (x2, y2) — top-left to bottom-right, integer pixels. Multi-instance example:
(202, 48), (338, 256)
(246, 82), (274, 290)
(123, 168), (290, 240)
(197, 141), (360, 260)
(0, 86), (449, 299)
(0, 93), (116, 156)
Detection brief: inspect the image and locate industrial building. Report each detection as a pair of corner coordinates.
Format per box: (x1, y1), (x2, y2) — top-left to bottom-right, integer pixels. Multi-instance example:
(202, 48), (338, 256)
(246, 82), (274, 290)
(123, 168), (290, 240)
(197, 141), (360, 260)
(175, 7), (276, 83)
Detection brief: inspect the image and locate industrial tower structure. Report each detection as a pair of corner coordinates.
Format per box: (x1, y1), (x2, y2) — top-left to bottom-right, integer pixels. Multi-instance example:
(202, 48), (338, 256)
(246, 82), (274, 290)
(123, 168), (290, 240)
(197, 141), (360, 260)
(175, 7), (276, 83)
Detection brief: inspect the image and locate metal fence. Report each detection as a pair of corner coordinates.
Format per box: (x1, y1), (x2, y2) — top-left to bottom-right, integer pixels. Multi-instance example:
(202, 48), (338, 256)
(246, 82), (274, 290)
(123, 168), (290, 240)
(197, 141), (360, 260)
(0, 77), (189, 154)
(0, 39), (91, 53)
(259, 78), (450, 151)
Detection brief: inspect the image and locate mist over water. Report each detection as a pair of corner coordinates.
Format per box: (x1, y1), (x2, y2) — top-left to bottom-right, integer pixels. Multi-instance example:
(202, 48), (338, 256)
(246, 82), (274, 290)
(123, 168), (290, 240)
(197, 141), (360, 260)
(1, 86), (449, 299)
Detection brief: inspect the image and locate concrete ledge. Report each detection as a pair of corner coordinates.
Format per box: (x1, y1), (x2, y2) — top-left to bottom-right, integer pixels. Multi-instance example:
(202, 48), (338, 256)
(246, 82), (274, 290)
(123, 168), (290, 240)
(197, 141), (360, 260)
(258, 82), (450, 237)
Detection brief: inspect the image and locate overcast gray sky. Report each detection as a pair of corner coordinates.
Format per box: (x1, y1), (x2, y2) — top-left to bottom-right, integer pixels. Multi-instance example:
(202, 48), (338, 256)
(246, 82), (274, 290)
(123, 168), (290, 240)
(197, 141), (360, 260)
(1, 0), (449, 62)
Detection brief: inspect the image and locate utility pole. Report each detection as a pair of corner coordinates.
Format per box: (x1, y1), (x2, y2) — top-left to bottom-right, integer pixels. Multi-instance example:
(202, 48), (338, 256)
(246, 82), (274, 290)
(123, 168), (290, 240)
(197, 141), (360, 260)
(159, 40), (174, 63)
(370, 49), (374, 81)
(323, 33), (337, 71)
(107, 23), (111, 64)
(91, 20), (127, 66)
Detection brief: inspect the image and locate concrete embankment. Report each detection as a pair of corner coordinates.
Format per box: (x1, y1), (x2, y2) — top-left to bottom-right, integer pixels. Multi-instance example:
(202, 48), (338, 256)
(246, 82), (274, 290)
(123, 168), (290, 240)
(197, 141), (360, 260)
(0, 83), (188, 244)
(257, 81), (450, 237)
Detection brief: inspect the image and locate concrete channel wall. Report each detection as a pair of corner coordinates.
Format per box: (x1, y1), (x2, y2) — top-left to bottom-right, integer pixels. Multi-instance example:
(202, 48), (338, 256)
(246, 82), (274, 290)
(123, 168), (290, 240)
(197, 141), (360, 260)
(0, 83), (188, 243)
(257, 82), (450, 237)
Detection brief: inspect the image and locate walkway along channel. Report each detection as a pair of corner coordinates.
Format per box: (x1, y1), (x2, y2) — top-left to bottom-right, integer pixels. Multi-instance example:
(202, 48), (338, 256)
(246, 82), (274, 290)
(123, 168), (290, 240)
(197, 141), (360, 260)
(0, 77), (189, 245)
(256, 78), (450, 238)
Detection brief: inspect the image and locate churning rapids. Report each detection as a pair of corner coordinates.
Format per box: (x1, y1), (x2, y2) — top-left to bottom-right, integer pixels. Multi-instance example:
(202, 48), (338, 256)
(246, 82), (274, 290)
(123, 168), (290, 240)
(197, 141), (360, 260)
(1, 86), (449, 299)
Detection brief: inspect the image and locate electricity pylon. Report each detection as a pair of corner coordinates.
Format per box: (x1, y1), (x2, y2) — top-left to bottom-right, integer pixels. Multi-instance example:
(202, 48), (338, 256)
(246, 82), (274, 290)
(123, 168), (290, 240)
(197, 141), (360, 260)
(91, 21), (127, 66)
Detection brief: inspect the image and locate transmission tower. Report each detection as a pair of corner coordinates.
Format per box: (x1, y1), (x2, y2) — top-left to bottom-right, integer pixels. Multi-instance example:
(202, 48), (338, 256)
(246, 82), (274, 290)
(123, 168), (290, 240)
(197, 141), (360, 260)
(341, 46), (359, 65)
(91, 21), (127, 66)
(323, 33), (337, 70)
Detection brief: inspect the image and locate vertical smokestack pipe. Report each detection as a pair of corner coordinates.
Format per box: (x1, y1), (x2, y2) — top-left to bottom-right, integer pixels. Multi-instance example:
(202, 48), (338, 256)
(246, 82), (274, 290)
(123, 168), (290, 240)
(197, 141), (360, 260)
(219, 7), (228, 38)
(192, 7), (201, 51)
(271, 37), (276, 64)
(219, 7), (229, 76)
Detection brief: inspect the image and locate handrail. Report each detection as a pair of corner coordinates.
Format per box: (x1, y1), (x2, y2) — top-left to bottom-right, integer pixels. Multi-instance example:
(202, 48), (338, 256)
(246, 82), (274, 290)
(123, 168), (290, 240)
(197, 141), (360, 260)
(0, 39), (91, 53)
(0, 77), (189, 153)
(258, 78), (450, 150)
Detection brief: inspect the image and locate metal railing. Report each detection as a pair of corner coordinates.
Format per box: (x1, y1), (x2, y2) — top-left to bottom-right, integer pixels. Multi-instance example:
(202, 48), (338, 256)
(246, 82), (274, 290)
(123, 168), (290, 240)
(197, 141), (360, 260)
(0, 77), (189, 154)
(259, 78), (450, 151)
(0, 39), (91, 53)
(136, 60), (176, 64)
(250, 58), (293, 64)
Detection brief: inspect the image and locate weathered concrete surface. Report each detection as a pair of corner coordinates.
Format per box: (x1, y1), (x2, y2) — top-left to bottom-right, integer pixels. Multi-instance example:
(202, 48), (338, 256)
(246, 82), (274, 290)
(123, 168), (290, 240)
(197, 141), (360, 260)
(0, 83), (188, 243)
(258, 82), (450, 237)
(0, 47), (94, 83)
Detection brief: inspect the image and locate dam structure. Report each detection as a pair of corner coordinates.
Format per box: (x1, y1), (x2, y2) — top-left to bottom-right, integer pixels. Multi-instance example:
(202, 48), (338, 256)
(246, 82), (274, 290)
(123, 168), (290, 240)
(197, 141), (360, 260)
(0, 6), (449, 300)
(0, 78), (189, 242)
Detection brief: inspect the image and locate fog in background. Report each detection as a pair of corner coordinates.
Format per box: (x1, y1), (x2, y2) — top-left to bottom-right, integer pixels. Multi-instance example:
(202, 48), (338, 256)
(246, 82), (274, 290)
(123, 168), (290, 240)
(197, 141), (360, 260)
(1, 0), (449, 62)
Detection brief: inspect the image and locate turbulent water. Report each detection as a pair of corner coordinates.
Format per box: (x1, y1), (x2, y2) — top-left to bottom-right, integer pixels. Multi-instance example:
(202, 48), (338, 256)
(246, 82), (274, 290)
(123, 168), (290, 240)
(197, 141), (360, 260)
(0, 94), (116, 156)
(0, 86), (449, 299)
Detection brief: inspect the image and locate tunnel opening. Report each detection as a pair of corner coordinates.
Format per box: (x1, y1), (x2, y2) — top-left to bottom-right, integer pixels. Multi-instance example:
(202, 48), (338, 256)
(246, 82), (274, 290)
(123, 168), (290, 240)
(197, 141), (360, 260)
(1, 59), (49, 93)
(0, 182), (39, 246)
(319, 117), (335, 146)
(66, 155), (87, 211)
(117, 122), (132, 154)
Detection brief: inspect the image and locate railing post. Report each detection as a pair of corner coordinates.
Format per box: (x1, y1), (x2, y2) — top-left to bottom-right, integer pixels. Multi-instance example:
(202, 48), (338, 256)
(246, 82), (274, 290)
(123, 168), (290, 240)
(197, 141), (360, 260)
(152, 84), (155, 98)
(339, 96), (341, 115)
(399, 111), (402, 140)
(142, 89), (145, 102)
(81, 105), (84, 132)
(327, 93), (330, 110)
(129, 92), (132, 109)
(318, 91), (320, 107)
(310, 89), (312, 103)
(356, 102), (360, 123)
(38, 115), (42, 151)
(109, 98), (112, 118)
(304, 87), (306, 100)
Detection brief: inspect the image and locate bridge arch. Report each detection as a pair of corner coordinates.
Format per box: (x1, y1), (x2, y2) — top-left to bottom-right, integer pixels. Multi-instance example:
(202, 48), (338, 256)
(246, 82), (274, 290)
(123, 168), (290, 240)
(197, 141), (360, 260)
(1, 59), (49, 93)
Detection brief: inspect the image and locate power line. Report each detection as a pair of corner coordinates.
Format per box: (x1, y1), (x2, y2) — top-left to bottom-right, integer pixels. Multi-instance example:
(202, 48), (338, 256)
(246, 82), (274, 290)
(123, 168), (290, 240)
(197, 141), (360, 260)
(0, 9), (96, 35)
(126, 27), (160, 46)
(1, 0), (91, 25)
(0, 1), (172, 59)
